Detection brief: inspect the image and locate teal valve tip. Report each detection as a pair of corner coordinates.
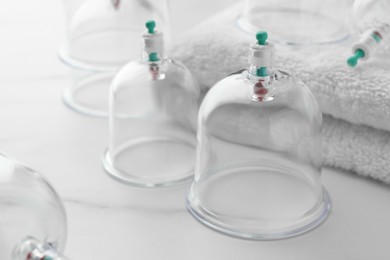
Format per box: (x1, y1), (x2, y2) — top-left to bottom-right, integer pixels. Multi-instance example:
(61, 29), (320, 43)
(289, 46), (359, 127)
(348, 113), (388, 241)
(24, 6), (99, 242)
(256, 31), (268, 45)
(256, 67), (267, 77)
(347, 56), (358, 67)
(145, 20), (156, 34)
(255, 31), (268, 76)
(347, 49), (365, 67)
(149, 52), (159, 62)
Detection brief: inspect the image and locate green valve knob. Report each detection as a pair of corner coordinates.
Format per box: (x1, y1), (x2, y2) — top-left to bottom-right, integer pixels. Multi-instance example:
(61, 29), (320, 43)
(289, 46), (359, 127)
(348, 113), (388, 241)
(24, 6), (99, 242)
(145, 20), (156, 34)
(255, 31), (268, 76)
(149, 52), (159, 62)
(256, 67), (267, 77)
(347, 49), (365, 67)
(256, 31), (268, 45)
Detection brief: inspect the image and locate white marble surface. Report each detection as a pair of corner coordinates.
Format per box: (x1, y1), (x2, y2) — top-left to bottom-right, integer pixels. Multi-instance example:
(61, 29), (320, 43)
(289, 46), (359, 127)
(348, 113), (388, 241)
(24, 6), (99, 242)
(1, 0), (390, 259)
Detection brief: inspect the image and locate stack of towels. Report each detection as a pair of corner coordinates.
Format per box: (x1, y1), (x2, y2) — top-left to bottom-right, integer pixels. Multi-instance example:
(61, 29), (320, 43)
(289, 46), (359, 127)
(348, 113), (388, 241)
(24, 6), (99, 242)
(171, 5), (390, 184)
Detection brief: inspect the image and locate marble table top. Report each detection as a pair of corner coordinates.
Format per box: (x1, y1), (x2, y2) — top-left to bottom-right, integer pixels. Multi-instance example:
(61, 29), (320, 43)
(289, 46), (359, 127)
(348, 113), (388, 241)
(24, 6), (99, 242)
(1, 0), (390, 259)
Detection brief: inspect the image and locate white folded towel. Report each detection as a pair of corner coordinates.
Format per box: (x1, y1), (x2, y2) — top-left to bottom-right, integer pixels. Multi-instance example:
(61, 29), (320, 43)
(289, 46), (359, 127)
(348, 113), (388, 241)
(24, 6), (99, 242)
(171, 5), (390, 183)
(322, 115), (390, 183)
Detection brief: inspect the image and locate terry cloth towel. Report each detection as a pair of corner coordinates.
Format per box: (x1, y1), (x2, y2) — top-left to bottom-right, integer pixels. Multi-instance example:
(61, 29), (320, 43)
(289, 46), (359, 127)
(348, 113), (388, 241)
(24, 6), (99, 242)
(170, 5), (390, 184)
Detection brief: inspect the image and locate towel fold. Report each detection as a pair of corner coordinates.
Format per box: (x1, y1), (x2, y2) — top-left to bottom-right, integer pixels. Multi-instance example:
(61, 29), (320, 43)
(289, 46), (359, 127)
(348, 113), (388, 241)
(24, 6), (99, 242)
(171, 4), (390, 184)
(322, 115), (390, 183)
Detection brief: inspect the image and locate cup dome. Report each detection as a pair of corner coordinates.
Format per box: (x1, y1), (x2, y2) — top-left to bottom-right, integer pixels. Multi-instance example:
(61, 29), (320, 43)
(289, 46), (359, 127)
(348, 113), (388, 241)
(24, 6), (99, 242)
(0, 153), (67, 259)
(187, 32), (330, 240)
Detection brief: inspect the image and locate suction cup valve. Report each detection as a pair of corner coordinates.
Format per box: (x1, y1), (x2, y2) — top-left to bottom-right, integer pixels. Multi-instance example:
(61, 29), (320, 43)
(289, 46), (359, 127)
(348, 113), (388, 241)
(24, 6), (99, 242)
(249, 31), (275, 76)
(254, 31), (269, 76)
(347, 28), (386, 67)
(142, 20), (164, 62)
(347, 0), (390, 67)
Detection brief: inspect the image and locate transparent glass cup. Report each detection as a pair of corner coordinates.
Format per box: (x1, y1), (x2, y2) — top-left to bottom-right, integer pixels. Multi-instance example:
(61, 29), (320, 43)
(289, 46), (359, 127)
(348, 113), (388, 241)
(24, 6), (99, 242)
(59, 0), (170, 117)
(237, 0), (352, 45)
(62, 70), (118, 117)
(0, 153), (69, 259)
(102, 58), (201, 187)
(59, 0), (170, 70)
(187, 68), (331, 240)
